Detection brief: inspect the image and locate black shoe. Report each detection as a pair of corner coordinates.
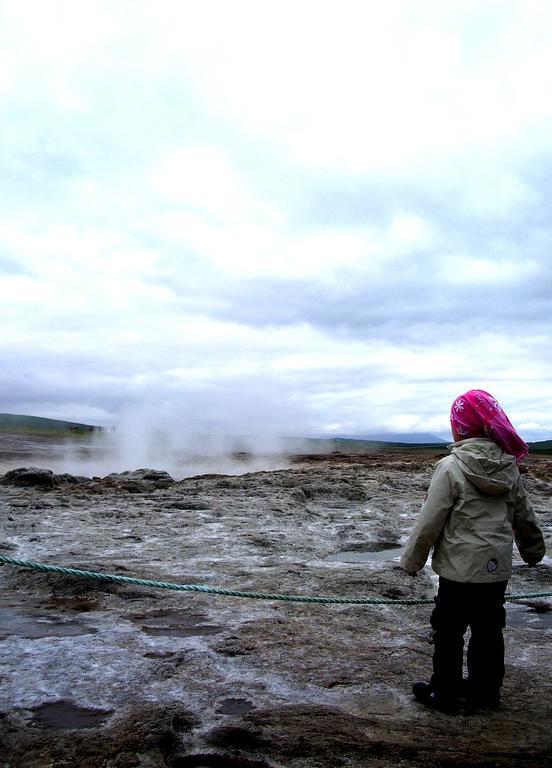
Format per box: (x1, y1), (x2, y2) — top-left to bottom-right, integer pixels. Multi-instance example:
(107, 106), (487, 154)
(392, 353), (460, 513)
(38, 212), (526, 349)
(412, 682), (459, 715)
(467, 692), (501, 711)
(412, 682), (432, 702)
(459, 678), (472, 700)
(460, 679), (500, 711)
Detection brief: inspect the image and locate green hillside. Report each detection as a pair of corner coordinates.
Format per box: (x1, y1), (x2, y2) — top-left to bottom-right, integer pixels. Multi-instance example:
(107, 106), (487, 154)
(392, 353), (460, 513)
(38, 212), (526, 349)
(291, 435), (552, 455)
(289, 436), (448, 454)
(0, 413), (100, 435)
(527, 439), (552, 454)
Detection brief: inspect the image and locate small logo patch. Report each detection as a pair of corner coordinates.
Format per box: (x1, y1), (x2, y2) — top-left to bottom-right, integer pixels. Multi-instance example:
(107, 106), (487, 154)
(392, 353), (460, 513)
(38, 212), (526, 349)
(487, 558), (499, 573)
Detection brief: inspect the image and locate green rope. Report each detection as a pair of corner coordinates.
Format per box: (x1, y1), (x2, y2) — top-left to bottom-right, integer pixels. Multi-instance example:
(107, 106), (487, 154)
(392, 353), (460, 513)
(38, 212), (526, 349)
(1, 555), (551, 605)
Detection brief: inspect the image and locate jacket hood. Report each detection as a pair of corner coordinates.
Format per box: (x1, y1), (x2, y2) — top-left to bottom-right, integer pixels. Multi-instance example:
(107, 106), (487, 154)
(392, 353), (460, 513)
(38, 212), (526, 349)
(450, 438), (519, 495)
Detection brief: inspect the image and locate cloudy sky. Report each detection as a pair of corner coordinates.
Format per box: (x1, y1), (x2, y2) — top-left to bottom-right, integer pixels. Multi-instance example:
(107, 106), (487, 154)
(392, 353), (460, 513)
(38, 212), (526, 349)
(1, 0), (551, 441)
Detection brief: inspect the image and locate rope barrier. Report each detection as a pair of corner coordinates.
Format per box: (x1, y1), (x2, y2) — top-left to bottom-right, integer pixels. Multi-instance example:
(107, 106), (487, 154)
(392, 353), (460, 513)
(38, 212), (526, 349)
(1, 555), (551, 605)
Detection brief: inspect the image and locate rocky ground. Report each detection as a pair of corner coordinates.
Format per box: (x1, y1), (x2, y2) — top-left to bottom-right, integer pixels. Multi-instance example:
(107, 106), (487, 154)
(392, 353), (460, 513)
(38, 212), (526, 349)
(1, 439), (552, 768)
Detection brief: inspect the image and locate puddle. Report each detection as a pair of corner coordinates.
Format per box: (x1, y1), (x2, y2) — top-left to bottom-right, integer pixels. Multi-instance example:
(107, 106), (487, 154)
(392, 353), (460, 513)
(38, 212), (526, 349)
(506, 603), (552, 629)
(168, 755), (271, 768)
(139, 610), (223, 638)
(216, 698), (254, 715)
(30, 700), (113, 729)
(325, 546), (405, 563)
(0, 605), (95, 639)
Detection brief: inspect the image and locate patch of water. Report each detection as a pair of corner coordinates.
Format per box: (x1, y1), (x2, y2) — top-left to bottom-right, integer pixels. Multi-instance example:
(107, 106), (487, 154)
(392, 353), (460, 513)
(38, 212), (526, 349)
(138, 610), (223, 638)
(0, 605), (95, 639)
(30, 700), (113, 729)
(325, 546), (405, 563)
(216, 697), (254, 715)
(168, 755), (271, 768)
(506, 603), (552, 629)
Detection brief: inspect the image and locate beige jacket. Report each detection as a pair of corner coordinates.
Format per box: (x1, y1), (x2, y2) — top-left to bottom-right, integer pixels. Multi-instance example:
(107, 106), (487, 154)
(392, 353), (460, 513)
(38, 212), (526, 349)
(400, 438), (546, 582)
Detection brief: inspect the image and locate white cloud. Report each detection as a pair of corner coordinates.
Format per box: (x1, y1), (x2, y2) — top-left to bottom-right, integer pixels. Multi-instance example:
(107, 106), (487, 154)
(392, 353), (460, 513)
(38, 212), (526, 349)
(152, 147), (262, 223)
(440, 257), (539, 285)
(126, 1), (552, 175)
(1, 1), (552, 442)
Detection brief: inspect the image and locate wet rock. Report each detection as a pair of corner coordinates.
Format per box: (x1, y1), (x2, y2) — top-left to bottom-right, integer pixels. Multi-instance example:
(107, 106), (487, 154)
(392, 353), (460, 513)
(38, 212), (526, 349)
(0, 466), (90, 489)
(54, 472), (91, 485)
(213, 635), (257, 657)
(341, 484), (368, 501)
(210, 703), (552, 766)
(103, 468), (175, 491)
(1, 466), (55, 488)
(166, 754), (273, 768)
(1, 450), (551, 768)
(164, 500), (211, 511)
(1, 703), (197, 768)
(338, 540), (400, 553)
(290, 488), (307, 503)
(526, 600), (552, 613)
(138, 609), (224, 637)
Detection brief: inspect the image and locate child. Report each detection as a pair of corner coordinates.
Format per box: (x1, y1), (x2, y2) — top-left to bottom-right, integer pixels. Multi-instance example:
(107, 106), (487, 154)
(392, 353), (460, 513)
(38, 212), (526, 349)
(400, 390), (545, 714)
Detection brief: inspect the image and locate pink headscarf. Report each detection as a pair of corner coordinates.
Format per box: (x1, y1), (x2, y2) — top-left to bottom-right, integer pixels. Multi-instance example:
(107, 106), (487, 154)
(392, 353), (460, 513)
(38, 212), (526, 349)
(450, 389), (528, 464)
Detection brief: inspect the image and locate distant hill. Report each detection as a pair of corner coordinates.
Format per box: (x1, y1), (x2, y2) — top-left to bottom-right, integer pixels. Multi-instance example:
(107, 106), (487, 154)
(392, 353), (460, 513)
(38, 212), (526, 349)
(344, 432), (447, 444)
(527, 439), (552, 453)
(291, 434), (552, 456)
(322, 436), (551, 455)
(286, 436), (448, 454)
(0, 413), (100, 435)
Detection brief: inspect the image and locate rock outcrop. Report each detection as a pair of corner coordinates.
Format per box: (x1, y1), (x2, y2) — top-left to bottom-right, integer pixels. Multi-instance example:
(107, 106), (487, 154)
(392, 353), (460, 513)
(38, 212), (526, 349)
(1, 466), (91, 489)
(1, 466), (58, 489)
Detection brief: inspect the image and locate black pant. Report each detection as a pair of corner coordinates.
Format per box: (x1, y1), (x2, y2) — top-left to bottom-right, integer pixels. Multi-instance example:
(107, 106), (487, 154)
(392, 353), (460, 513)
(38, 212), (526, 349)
(430, 577), (507, 701)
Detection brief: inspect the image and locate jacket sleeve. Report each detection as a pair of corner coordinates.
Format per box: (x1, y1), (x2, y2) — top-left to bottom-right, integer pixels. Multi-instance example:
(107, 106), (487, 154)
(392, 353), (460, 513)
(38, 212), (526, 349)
(400, 461), (454, 573)
(512, 476), (546, 565)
